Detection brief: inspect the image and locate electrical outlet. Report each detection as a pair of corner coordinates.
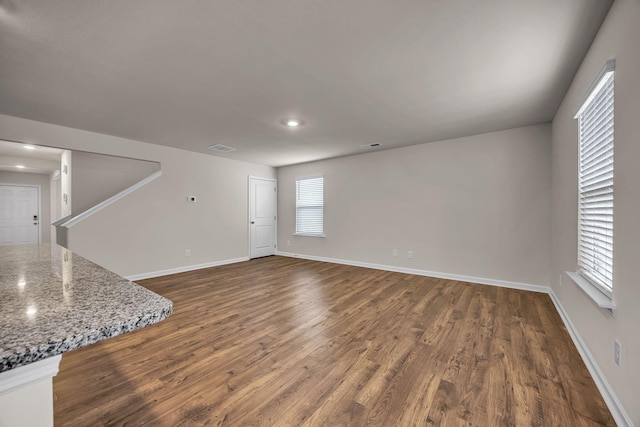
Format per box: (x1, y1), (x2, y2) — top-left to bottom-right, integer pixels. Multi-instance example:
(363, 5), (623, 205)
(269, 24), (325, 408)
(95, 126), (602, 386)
(185, 249), (191, 257)
(558, 273), (563, 287)
(392, 249), (398, 257)
(407, 251), (413, 259)
(287, 240), (291, 246)
(614, 340), (622, 366)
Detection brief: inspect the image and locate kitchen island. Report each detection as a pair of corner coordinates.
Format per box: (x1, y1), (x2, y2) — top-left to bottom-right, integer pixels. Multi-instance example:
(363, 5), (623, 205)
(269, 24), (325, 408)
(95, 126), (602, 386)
(0, 244), (172, 427)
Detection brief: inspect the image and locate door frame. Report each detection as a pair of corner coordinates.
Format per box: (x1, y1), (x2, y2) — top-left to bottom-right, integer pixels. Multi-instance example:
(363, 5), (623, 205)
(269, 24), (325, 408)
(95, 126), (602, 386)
(0, 183), (42, 245)
(248, 176), (277, 259)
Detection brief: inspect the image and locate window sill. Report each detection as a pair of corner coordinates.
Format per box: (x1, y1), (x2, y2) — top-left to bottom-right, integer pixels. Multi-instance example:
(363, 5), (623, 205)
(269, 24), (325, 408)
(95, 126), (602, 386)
(293, 233), (325, 238)
(565, 271), (615, 313)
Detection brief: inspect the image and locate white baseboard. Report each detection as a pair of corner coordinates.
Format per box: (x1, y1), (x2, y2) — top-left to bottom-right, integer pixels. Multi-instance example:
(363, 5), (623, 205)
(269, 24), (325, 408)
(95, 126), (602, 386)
(549, 290), (633, 427)
(276, 251), (548, 293)
(126, 257), (249, 281)
(277, 251), (633, 426)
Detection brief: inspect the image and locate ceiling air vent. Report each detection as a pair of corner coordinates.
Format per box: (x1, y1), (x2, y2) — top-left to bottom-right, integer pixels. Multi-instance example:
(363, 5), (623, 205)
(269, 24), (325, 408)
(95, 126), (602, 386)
(360, 143), (382, 149)
(208, 144), (236, 153)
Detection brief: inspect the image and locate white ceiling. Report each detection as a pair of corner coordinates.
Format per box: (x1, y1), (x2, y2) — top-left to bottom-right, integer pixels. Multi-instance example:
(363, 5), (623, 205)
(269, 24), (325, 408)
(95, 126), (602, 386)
(0, 140), (62, 174)
(0, 1), (612, 167)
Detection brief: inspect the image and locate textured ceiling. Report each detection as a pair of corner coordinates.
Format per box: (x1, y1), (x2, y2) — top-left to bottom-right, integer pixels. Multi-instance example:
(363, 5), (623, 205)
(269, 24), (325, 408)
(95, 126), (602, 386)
(0, 1), (612, 167)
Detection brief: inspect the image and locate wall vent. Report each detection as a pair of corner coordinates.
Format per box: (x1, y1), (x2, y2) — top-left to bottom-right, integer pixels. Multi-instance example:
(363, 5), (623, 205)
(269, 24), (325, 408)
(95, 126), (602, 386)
(360, 143), (382, 149)
(208, 144), (236, 153)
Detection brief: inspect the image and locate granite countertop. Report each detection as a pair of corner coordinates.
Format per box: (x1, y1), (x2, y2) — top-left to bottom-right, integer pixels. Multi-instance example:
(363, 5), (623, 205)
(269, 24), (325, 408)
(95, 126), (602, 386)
(0, 244), (172, 372)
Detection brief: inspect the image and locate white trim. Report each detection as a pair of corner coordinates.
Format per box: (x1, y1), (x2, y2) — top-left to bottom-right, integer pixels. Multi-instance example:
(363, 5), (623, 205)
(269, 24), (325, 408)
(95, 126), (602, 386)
(0, 355), (61, 396)
(37, 185), (41, 244)
(548, 290), (633, 427)
(293, 233), (325, 238)
(126, 257), (249, 281)
(276, 251), (547, 293)
(51, 215), (72, 227)
(61, 170), (162, 228)
(565, 271), (615, 312)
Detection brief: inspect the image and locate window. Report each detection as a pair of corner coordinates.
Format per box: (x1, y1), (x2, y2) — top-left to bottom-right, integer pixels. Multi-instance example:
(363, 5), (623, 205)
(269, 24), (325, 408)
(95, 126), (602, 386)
(574, 59), (615, 297)
(295, 176), (324, 236)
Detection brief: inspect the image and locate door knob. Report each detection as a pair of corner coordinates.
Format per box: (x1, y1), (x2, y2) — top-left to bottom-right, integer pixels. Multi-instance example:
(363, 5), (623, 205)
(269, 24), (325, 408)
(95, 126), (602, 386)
(251, 221), (255, 224)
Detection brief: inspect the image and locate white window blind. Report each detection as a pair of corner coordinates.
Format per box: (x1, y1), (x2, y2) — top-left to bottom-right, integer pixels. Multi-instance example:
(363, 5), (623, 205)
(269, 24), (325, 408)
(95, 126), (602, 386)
(296, 176), (324, 235)
(575, 63), (614, 296)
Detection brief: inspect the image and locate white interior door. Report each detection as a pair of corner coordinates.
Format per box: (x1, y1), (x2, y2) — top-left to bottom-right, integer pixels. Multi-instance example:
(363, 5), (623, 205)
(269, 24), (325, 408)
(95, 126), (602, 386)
(0, 185), (40, 245)
(249, 177), (276, 258)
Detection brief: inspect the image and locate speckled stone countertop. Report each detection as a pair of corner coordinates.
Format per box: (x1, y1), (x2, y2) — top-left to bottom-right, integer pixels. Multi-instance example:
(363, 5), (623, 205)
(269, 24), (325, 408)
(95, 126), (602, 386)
(0, 244), (172, 372)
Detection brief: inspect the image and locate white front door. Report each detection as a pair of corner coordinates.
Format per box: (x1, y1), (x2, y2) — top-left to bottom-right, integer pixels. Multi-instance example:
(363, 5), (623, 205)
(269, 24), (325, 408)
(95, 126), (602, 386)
(249, 177), (276, 258)
(0, 185), (40, 245)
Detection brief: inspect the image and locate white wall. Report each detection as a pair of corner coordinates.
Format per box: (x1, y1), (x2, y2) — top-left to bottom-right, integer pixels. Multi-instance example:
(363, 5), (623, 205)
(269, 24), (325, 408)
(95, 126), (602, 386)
(49, 171), (61, 244)
(71, 151), (159, 214)
(551, 0), (640, 424)
(0, 171), (51, 244)
(0, 379), (54, 427)
(0, 113), (275, 277)
(278, 124), (551, 287)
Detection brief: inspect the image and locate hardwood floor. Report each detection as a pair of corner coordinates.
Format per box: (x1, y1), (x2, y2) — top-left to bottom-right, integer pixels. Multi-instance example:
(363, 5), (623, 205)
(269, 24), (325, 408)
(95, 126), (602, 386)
(53, 256), (615, 426)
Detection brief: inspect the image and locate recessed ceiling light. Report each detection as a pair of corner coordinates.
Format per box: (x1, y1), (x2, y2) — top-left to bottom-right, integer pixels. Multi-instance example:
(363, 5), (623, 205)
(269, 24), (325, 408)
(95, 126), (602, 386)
(15, 165), (25, 169)
(24, 145), (36, 150)
(281, 118), (305, 127)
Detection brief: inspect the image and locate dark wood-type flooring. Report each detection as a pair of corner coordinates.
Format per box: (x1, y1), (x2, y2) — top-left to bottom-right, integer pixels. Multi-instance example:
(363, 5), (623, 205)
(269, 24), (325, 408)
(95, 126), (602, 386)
(54, 256), (615, 426)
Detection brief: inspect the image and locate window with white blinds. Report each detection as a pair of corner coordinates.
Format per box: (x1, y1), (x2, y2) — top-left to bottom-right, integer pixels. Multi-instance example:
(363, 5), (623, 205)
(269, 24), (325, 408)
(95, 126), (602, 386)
(295, 176), (324, 236)
(574, 60), (614, 296)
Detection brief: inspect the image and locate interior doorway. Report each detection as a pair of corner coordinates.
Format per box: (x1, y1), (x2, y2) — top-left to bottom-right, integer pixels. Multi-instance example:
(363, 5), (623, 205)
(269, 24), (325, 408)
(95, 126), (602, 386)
(249, 177), (277, 258)
(0, 184), (40, 245)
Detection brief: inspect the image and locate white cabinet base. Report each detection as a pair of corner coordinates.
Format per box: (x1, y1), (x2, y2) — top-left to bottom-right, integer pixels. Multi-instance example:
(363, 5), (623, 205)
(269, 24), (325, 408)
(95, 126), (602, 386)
(0, 356), (61, 427)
